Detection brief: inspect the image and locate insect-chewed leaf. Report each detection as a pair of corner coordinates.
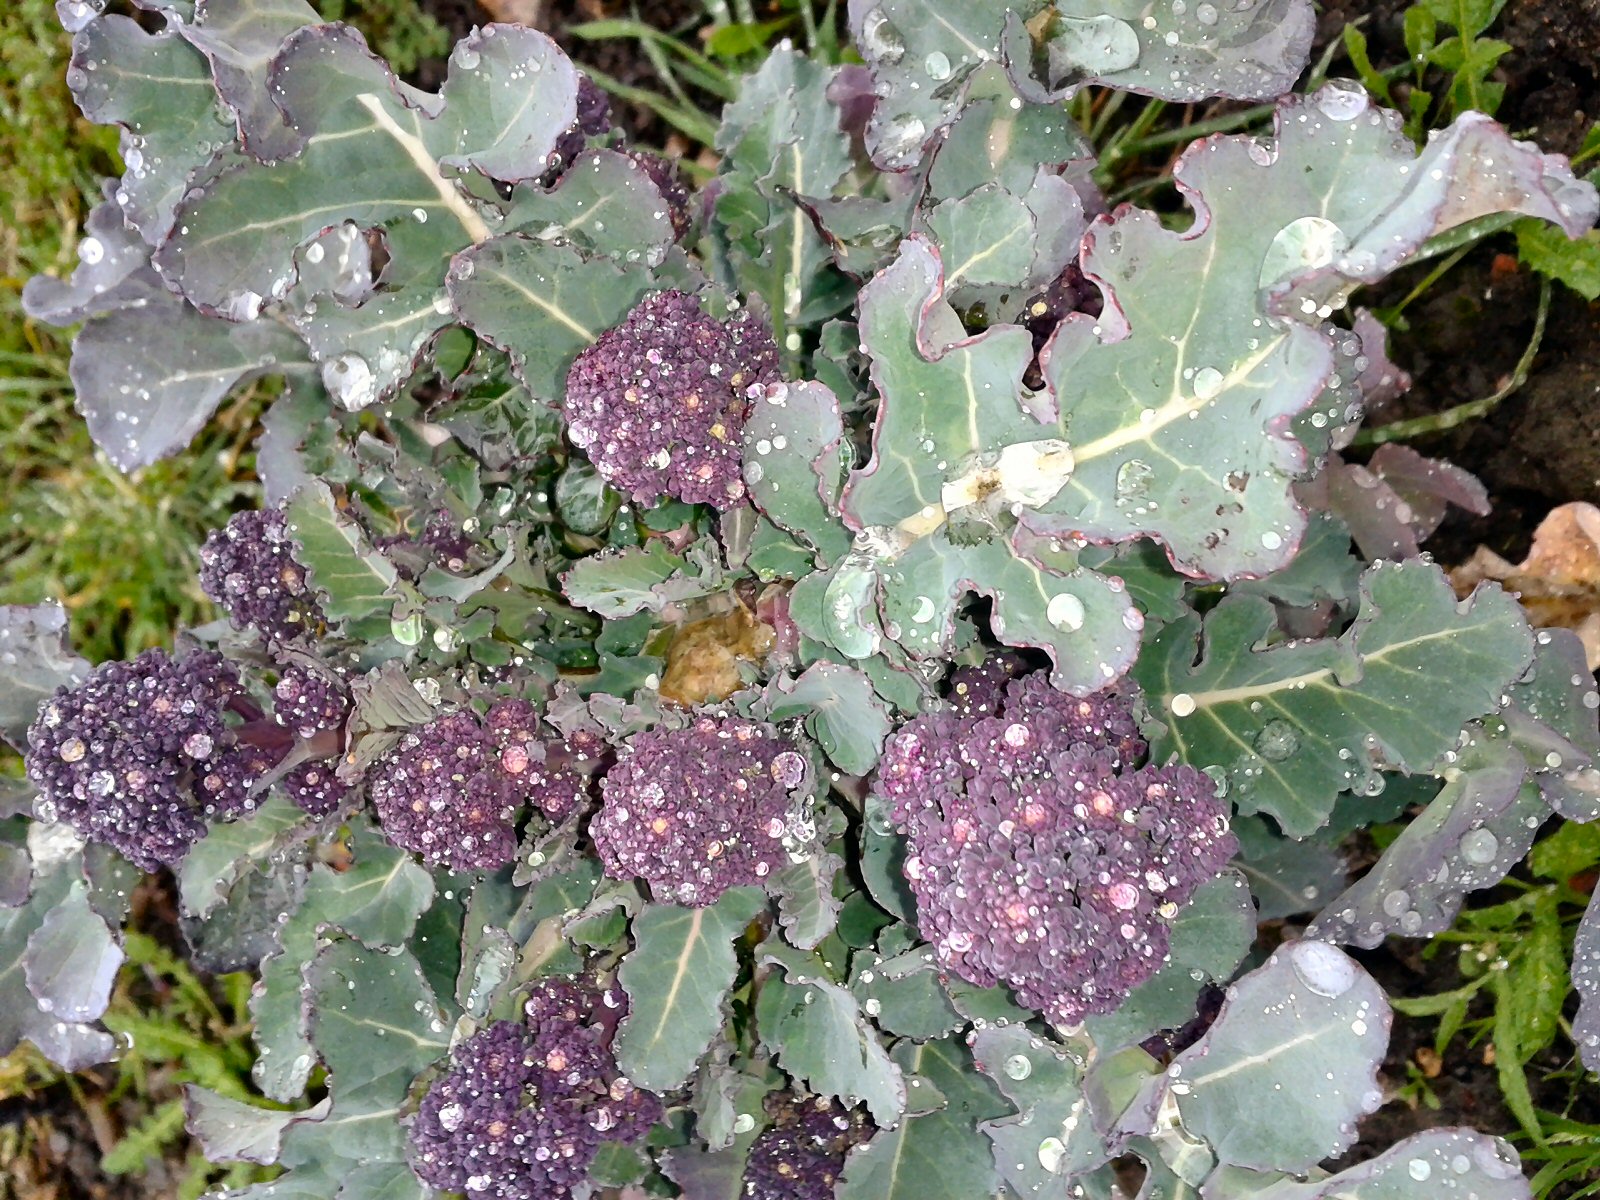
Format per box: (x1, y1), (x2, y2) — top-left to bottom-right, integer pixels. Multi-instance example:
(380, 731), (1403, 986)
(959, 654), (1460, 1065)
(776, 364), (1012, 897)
(251, 822), (435, 1102)
(756, 941), (905, 1125)
(837, 1035), (1009, 1200)
(926, 173), (1083, 321)
(615, 887), (767, 1092)
(173, 0), (320, 159)
(0, 603), (88, 752)
(1149, 940), (1388, 1172)
(1037, 89), (1596, 578)
(1085, 871), (1255, 1052)
(279, 938), (449, 1175)
(971, 1024), (1106, 1195)
(926, 70), (1092, 202)
(1137, 560), (1535, 837)
(1309, 734), (1549, 948)
(1234, 1128), (1530, 1200)
(843, 238), (1141, 693)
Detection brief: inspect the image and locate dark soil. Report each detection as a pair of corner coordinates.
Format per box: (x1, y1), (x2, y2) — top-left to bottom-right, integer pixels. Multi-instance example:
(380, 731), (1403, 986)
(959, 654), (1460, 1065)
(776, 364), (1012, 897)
(1319, 0), (1600, 565)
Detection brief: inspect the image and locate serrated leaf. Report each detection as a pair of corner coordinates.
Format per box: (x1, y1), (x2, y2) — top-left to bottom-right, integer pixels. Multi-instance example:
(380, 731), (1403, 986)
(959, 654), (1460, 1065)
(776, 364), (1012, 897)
(448, 237), (664, 403)
(1042, 0), (1314, 103)
(177, 0), (320, 161)
(716, 46), (855, 344)
(763, 663), (892, 775)
(837, 1036), (1009, 1200)
(1310, 736), (1548, 947)
(286, 482), (404, 636)
(1498, 894), (1566, 1064)
(506, 148), (676, 259)
(743, 379), (853, 566)
(68, 14), (236, 239)
(23, 881), (122, 1024)
(1238, 1128), (1529, 1200)
(1085, 871), (1255, 1052)
(1137, 561), (1534, 836)
(1517, 220), (1600, 299)
(615, 887), (766, 1092)
(0, 603), (88, 752)
(1036, 91), (1596, 578)
(561, 542), (718, 619)
(0, 859), (116, 1070)
(1155, 941), (1388, 1171)
(176, 794), (308, 920)
(972, 1025), (1106, 1195)
(252, 823), (434, 1101)
(757, 942), (905, 1125)
(183, 1085), (326, 1166)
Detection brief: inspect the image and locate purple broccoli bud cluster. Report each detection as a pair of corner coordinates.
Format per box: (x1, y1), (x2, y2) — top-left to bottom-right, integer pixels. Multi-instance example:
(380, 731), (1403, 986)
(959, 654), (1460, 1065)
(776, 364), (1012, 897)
(549, 74), (613, 178)
(564, 290), (780, 509)
(198, 508), (324, 645)
(370, 700), (588, 871)
(874, 670), (1235, 1026)
(592, 715), (812, 907)
(408, 977), (661, 1199)
(281, 760), (348, 819)
(742, 1095), (870, 1200)
(272, 665), (347, 739)
(627, 150), (692, 241)
(24, 648), (268, 869)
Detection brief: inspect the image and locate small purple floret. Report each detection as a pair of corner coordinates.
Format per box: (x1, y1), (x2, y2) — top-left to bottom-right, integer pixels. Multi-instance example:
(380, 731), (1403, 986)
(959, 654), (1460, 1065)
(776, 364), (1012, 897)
(408, 977), (661, 1200)
(24, 648), (265, 869)
(875, 670), (1235, 1026)
(564, 290), (779, 509)
(742, 1095), (871, 1200)
(593, 716), (810, 907)
(198, 508), (323, 644)
(370, 700), (587, 871)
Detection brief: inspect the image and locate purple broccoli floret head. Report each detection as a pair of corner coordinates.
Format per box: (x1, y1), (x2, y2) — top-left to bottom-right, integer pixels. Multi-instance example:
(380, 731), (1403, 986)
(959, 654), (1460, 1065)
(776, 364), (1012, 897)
(548, 73), (613, 177)
(272, 664), (347, 740)
(742, 1095), (871, 1200)
(408, 977), (661, 1199)
(564, 290), (780, 509)
(874, 669), (1235, 1026)
(24, 648), (269, 869)
(198, 508), (324, 645)
(370, 701), (588, 871)
(592, 715), (812, 907)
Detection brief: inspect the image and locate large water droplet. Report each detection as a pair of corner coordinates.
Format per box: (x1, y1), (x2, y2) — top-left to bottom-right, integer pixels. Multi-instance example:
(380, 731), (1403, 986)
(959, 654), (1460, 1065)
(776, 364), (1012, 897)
(78, 237), (104, 266)
(860, 8), (907, 64)
(924, 50), (952, 81)
(1037, 1136), (1066, 1173)
(1289, 939), (1357, 998)
(1051, 15), (1141, 74)
(1315, 80), (1371, 122)
(1115, 458), (1154, 500)
(1047, 592), (1086, 633)
(1459, 827), (1499, 866)
(1192, 365), (1225, 400)
(1004, 1054), (1032, 1080)
(322, 351), (379, 410)
(1253, 719), (1299, 762)
(56, 0), (103, 33)
(1260, 216), (1350, 290)
(878, 114), (927, 161)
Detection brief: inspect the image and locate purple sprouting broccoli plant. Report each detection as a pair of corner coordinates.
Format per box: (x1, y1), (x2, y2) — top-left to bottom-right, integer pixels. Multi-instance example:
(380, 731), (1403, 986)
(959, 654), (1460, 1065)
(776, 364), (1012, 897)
(877, 670), (1236, 1024)
(370, 700), (587, 872)
(564, 290), (781, 509)
(593, 714), (814, 906)
(199, 507), (325, 645)
(6, 2), (1600, 1198)
(24, 648), (270, 869)
(409, 977), (661, 1199)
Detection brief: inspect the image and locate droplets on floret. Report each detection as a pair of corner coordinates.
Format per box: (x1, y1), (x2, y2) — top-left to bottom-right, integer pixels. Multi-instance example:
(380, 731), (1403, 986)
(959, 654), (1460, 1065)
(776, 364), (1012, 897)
(874, 667), (1235, 1026)
(24, 648), (268, 869)
(198, 508), (324, 645)
(741, 1094), (872, 1200)
(564, 290), (779, 510)
(369, 700), (589, 871)
(592, 715), (812, 906)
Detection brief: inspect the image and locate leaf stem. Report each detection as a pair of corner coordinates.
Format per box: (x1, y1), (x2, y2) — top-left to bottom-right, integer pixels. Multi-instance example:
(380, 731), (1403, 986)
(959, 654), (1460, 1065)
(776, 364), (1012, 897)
(1354, 277), (1552, 447)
